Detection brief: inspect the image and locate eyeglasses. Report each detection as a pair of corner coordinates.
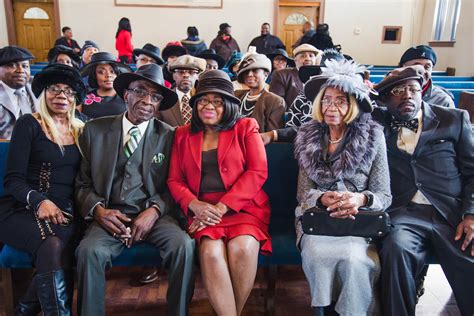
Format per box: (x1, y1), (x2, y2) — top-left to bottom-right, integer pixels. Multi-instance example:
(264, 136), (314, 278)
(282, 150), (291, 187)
(321, 98), (348, 109)
(173, 69), (199, 75)
(136, 56), (156, 64)
(127, 88), (163, 103)
(390, 85), (421, 96)
(46, 85), (77, 98)
(197, 97), (224, 107)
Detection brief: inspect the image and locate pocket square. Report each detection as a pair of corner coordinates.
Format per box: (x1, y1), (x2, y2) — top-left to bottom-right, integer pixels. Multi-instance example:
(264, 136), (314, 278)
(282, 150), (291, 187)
(152, 153), (165, 164)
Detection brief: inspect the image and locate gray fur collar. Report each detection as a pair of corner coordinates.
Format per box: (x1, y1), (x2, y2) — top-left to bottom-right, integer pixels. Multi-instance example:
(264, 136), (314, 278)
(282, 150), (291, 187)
(294, 113), (381, 183)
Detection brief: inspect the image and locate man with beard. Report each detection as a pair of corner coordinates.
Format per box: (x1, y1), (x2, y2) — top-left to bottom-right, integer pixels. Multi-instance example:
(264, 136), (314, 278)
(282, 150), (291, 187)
(269, 43), (321, 109)
(0, 46), (36, 139)
(372, 67), (474, 316)
(157, 55), (206, 127)
(248, 23), (285, 55)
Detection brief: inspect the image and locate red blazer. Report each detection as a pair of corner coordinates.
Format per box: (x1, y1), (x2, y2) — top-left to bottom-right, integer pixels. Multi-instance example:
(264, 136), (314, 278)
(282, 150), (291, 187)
(115, 30), (133, 58)
(167, 118), (270, 225)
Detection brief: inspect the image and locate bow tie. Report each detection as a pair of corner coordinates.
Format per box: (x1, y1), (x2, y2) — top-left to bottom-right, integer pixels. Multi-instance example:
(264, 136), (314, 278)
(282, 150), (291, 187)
(390, 118), (419, 133)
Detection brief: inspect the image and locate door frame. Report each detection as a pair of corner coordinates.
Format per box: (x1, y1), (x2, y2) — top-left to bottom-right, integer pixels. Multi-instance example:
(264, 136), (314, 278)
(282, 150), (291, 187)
(4, 0), (61, 45)
(273, 0), (325, 36)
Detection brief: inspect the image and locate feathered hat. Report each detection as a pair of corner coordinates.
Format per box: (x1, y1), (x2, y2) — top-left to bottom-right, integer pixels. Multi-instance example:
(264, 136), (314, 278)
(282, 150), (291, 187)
(304, 59), (377, 113)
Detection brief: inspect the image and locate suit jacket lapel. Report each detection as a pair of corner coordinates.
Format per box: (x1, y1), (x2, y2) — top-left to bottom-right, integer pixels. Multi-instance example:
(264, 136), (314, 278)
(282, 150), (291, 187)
(101, 114), (123, 200)
(218, 128), (235, 165)
(0, 84), (18, 117)
(189, 130), (203, 170)
(142, 119), (159, 190)
(414, 103), (439, 156)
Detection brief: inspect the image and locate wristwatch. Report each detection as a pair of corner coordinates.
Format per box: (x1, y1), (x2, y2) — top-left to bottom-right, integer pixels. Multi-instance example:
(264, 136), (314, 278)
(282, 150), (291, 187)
(364, 193), (374, 208)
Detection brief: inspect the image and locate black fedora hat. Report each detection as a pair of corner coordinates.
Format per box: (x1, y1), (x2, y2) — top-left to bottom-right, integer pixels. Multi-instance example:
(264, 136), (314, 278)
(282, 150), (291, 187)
(197, 49), (226, 69)
(189, 70), (241, 107)
(162, 43), (187, 62)
(32, 64), (86, 103)
(79, 52), (132, 77)
(266, 48), (295, 68)
(47, 45), (81, 64)
(133, 43), (164, 65)
(298, 65), (322, 84)
(113, 63), (178, 111)
(0, 46), (34, 66)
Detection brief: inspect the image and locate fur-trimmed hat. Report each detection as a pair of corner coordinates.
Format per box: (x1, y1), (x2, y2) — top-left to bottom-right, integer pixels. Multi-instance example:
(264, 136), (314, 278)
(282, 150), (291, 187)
(236, 53), (272, 83)
(304, 59), (376, 113)
(31, 64), (86, 103)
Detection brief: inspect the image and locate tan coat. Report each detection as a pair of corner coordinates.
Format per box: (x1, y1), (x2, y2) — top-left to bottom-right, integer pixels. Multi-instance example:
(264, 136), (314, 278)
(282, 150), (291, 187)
(269, 68), (303, 110)
(235, 89), (285, 133)
(157, 88), (195, 127)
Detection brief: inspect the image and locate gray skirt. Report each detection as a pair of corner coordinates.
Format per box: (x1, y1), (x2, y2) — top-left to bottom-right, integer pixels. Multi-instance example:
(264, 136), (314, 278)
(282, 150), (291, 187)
(300, 234), (381, 316)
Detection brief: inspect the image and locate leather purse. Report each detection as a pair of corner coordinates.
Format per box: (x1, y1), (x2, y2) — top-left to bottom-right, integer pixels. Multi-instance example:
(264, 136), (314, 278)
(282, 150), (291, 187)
(300, 178), (392, 239)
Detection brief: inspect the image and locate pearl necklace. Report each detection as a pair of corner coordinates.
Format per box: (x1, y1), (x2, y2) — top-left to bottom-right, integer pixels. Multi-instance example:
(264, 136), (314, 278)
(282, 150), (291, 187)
(328, 134), (344, 144)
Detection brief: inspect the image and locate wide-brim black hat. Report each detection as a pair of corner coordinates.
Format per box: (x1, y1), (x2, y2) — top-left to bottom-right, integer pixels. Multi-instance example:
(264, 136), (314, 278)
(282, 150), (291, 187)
(47, 45), (81, 64)
(162, 45), (187, 62)
(266, 48), (295, 68)
(189, 70), (241, 107)
(298, 65), (322, 84)
(113, 63), (178, 111)
(197, 49), (226, 69)
(0, 46), (34, 66)
(31, 64), (86, 103)
(133, 43), (164, 65)
(304, 74), (374, 113)
(79, 52), (132, 77)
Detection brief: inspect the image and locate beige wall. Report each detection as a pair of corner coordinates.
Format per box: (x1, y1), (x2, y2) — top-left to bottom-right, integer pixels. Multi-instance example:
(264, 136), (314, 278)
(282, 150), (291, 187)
(0, 0), (471, 76)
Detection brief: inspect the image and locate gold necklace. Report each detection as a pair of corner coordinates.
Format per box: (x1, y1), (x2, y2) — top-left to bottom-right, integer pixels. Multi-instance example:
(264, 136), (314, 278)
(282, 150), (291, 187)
(328, 134), (344, 144)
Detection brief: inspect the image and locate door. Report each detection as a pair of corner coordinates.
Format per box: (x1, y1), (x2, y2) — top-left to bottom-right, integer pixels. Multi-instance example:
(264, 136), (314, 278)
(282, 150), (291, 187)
(13, 2), (56, 62)
(278, 5), (319, 56)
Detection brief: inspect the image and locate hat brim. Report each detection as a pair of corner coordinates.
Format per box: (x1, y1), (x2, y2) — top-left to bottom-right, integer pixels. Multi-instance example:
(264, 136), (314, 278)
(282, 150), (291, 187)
(236, 65), (272, 84)
(304, 76), (374, 113)
(374, 76), (424, 97)
(80, 60), (132, 77)
(32, 67), (86, 103)
(298, 66), (322, 84)
(266, 53), (295, 68)
(162, 46), (187, 61)
(47, 49), (81, 64)
(133, 48), (164, 65)
(113, 72), (178, 111)
(189, 89), (241, 108)
(198, 53), (226, 69)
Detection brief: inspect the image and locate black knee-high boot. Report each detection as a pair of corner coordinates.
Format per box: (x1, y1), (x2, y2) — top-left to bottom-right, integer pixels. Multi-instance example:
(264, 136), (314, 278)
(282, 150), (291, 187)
(14, 279), (41, 316)
(34, 270), (72, 316)
(313, 306), (326, 316)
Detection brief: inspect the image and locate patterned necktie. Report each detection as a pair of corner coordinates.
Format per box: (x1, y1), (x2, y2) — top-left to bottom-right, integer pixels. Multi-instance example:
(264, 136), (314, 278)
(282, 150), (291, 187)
(390, 118), (419, 133)
(181, 95), (192, 125)
(14, 89), (32, 117)
(124, 126), (141, 158)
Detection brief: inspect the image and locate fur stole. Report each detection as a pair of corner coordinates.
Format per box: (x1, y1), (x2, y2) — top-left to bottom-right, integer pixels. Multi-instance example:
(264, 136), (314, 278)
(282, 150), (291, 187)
(294, 113), (382, 184)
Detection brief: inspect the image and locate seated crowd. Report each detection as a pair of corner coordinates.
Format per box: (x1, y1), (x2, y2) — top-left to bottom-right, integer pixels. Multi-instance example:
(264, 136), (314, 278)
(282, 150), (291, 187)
(0, 19), (472, 316)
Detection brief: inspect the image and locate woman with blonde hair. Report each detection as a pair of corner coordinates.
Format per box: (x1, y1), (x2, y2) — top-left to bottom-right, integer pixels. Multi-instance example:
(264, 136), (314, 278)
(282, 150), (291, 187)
(294, 59), (391, 316)
(0, 64), (86, 315)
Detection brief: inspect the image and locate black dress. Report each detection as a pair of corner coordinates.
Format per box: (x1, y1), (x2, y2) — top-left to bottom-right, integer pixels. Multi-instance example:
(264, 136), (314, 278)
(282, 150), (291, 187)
(0, 114), (81, 254)
(81, 89), (126, 119)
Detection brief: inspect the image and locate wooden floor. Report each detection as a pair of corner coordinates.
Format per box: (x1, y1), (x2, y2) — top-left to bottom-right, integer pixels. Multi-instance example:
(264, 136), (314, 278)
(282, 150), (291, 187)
(0, 264), (461, 316)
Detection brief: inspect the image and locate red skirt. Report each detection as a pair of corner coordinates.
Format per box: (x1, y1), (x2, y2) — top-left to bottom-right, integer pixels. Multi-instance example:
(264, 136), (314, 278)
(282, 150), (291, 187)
(190, 192), (272, 256)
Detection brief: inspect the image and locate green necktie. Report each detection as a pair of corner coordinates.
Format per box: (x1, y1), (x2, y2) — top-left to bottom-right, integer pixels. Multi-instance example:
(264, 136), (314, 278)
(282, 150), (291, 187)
(124, 126), (141, 158)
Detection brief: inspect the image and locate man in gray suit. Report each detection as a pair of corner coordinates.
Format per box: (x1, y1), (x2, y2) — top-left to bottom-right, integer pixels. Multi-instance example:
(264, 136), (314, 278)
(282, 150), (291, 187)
(75, 64), (195, 316)
(0, 46), (36, 139)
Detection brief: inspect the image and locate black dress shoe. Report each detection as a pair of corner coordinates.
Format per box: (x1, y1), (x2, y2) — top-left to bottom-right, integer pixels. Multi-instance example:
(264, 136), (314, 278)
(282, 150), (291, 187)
(138, 268), (159, 285)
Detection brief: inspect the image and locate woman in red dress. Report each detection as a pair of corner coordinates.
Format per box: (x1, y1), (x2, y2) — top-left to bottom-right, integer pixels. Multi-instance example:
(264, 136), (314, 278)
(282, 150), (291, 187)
(115, 17), (133, 64)
(168, 70), (271, 316)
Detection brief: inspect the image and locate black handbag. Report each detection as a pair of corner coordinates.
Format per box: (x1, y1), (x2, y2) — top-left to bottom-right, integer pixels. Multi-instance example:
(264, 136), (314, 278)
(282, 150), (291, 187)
(300, 178), (391, 239)
(301, 207), (391, 238)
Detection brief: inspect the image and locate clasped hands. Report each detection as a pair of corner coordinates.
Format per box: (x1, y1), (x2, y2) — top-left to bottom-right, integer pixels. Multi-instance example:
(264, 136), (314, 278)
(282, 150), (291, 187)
(188, 199), (228, 234)
(94, 205), (159, 247)
(320, 191), (367, 220)
(37, 200), (71, 225)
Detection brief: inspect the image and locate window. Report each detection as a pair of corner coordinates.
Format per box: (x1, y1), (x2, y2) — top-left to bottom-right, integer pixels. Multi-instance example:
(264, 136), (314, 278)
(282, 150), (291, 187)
(23, 7), (49, 20)
(433, 0), (461, 41)
(285, 13), (308, 25)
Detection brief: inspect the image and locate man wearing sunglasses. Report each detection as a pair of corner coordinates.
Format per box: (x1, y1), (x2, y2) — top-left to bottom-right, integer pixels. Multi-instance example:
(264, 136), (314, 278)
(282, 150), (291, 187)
(372, 66), (474, 316)
(157, 54), (206, 127)
(0, 46), (36, 139)
(75, 63), (195, 315)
